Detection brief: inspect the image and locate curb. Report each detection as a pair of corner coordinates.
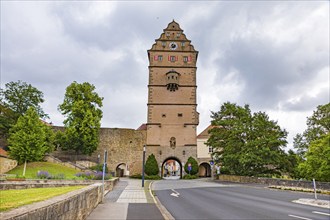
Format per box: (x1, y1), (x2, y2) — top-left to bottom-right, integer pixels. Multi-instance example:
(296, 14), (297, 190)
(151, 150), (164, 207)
(149, 181), (175, 220)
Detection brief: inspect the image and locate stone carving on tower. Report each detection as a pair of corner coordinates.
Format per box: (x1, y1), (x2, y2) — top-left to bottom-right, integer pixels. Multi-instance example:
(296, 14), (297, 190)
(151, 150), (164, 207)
(146, 20), (199, 177)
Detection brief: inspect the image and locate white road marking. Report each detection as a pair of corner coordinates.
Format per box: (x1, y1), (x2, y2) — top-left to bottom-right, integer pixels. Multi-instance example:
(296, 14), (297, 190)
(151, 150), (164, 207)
(288, 214), (312, 220)
(312, 211), (330, 216)
(170, 193), (179, 197)
(171, 189), (180, 195)
(170, 189), (180, 198)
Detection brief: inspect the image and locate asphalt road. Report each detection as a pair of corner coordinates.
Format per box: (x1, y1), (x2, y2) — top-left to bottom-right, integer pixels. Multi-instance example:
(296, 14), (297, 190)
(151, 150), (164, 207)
(153, 180), (330, 220)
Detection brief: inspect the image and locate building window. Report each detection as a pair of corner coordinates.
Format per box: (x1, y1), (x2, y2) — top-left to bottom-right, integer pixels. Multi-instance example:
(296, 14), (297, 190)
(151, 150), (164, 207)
(178, 113), (183, 117)
(176, 32), (181, 37)
(183, 56), (188, 63)
(162, 114), (166, 118)
(161, 41), (166, 47)
(158, 55), (163, 61)
(181, 42), (185, 47)
(170, 56), (176, 62)
(209, 146), (213, 153)
(166, 32), (170, 37)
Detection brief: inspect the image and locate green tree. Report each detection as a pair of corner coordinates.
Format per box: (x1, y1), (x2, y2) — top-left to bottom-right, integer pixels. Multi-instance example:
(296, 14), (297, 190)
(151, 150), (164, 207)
(145, 154), (159, 176)
(294, 103), (330, 157)
(0, 81), (47, 138)
(206, 102), (288, 176)
(184, 156), (198, 175)
(58, 82), (103, 155)
(8, 107), (54, 176)
(298, 133), (330, 182)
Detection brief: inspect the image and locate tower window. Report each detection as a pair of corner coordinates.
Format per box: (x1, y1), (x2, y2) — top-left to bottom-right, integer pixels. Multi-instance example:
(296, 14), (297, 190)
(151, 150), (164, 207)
(183, 56), (188, 63)
(181, 42), (185, 47)
(158, 55), (163, 61)
(176, 33), (181, 37)
(170, 56), (176, 62)
(178, 113), (183, 117)
(162, 114), (166, 118)
(161, 42), (166, 47)
(209, 146), (213, 153)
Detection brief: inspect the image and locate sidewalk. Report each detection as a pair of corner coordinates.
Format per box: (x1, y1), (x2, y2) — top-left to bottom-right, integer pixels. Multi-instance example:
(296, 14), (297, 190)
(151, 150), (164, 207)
(87, 178), (164, 220)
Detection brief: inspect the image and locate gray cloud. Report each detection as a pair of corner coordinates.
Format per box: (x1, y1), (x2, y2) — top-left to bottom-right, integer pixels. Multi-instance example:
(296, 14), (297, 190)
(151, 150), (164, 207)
(1, 1), (328, 147)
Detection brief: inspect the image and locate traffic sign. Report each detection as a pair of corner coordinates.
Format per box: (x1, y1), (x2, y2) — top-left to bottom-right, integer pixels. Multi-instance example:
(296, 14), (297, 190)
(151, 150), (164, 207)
(210, 161), (214, 166)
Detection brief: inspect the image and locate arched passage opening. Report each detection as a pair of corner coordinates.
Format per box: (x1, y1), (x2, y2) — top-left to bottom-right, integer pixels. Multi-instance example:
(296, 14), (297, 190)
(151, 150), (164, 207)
(162, 157), (182, 180)
(116, 163), (127, 177)
(198, 162), (211, 177)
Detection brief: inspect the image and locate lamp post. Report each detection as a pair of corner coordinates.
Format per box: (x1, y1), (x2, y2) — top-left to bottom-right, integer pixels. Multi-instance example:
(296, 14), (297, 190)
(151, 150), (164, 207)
(142, 145), (146, 187)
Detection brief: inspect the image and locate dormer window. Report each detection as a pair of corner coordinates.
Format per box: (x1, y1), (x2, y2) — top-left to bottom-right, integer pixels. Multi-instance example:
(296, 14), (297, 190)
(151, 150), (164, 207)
(166, 70), (180, 92)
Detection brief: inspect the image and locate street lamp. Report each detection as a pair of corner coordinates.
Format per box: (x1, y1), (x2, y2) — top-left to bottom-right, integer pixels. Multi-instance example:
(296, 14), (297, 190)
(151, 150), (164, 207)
(142, 145), (146, 187)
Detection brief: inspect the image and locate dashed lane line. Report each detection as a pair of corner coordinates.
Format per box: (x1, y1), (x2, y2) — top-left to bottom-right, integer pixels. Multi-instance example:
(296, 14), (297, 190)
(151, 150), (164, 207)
(288, 214), (312, 220)
(312, 211), (330, 216)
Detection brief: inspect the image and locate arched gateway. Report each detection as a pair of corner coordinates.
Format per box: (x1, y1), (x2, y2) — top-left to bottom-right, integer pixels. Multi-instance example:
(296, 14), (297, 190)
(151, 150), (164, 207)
(198, 162), (211, 177)
(162, 157), (182, 179)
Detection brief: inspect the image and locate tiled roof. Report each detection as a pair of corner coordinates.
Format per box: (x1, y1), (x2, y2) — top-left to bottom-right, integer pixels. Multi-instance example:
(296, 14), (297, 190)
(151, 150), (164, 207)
(0, 148), (8, 158)
(197, 125), (217, 139)
(136, 123), (147, 130)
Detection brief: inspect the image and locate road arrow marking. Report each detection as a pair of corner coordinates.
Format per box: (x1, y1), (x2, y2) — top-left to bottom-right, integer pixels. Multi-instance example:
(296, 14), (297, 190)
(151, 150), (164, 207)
(170, 189), (180, 198)
(170, 193), (179, 197)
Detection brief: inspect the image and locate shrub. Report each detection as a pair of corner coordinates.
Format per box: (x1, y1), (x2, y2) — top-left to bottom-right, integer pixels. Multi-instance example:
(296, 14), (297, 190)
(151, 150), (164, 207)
(145, 175), (161, 180)
(75, 171), (111, 180)
(37, 171), (51, 179)
(52, 173), (66, 179)
(184, 157), (198, 175)
(90, 164), (108, 173)
(129, 174), (161, 180)
(145, 154), (159, 176)
(130, 174), (142, 179)
(183, 174), (198, 179)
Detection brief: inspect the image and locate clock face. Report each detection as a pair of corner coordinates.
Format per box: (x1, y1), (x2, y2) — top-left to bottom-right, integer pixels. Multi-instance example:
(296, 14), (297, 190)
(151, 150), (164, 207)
(169, 42), (178, 50)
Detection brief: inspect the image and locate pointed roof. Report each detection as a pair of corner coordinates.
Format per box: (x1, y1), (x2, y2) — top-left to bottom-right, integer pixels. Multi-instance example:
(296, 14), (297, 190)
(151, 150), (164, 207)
(164, 20), (183, 31)
(197, 125), (217, 139)
(148, 20), (198, 53)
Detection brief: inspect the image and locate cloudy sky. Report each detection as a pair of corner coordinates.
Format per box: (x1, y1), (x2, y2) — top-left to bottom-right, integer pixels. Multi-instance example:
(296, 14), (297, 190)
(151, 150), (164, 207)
(1, 1), (329, 149)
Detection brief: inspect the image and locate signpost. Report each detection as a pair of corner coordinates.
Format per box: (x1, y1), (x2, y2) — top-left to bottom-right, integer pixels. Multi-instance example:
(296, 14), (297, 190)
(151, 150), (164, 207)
(210, 160), (214, 180)
(102, 150), (108, 202)
(188, 163), (192, 175)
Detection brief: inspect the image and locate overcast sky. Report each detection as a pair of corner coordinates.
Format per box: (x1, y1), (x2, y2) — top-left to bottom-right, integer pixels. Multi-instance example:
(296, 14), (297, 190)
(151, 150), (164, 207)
(1, 1), (329, 149)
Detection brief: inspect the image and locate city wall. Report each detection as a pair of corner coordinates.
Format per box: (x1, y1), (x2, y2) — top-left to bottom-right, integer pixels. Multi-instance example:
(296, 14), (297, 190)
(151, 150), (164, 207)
(217, 175), (330, 191)
(0, 183), (106, 220)
(51, 127), (147, 176)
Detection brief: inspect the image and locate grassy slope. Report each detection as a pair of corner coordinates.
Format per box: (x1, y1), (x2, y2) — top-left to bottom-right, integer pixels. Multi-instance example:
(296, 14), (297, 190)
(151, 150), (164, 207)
(0, 186), (85, 212)
(6, 162), (82, 179)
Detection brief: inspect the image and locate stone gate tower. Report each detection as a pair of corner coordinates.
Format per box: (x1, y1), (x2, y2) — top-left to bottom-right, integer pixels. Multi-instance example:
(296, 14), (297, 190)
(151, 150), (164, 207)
(146, 20), (199, 176)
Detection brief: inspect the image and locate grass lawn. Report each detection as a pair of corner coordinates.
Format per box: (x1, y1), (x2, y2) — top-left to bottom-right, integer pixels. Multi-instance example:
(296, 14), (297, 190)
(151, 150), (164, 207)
(0, 186), (85, 212)
(6, 162), (82, 179)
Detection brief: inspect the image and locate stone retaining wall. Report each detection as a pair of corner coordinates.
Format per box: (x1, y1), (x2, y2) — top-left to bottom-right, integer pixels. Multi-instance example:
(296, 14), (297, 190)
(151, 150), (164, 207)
(0, 157), (17, 174)
(0, 183), (103, 220)
(217, 175), (330, 190)
(0, 178), (119, 190)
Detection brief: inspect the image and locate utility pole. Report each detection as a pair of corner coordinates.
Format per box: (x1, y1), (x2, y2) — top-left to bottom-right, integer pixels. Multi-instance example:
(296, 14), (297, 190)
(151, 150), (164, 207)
(142, 145), (146, 187)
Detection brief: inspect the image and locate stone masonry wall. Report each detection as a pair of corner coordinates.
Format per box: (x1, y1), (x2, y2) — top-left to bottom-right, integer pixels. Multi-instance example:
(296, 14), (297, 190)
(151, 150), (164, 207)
(51, 127), (146, 176)
(0, 157), (17, 174)
(0, 178), (119, 190)
(217, 175), (330, 191)
(0, 183), (104, 220)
